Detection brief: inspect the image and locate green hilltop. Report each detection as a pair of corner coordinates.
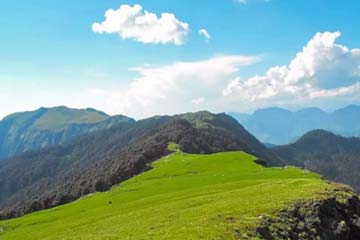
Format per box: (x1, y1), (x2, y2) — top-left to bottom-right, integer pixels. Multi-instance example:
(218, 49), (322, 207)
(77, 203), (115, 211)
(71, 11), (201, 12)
(0, 147), (333, 240)
(0, 106), (133, 159)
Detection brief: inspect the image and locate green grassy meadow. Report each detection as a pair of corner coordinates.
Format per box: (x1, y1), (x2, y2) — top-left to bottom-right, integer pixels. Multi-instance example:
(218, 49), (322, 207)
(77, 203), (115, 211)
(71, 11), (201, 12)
(0, 150), (333, 240)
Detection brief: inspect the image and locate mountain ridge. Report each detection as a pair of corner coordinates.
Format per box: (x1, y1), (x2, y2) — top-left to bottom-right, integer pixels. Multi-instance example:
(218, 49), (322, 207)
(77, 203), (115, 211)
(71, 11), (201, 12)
(1, 149), (359, 240)
(229, 104), (360, 144)
(0, 111), (280, 219)
(273, 129), (360, 192)
(0, 106), (134, 160)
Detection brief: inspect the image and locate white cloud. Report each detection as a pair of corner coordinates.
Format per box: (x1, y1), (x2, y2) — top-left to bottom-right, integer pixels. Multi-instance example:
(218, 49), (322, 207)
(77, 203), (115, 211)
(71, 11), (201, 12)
(97, 55), (260, 118)
(86, 33), (360, 118)
(87, 88), (107, 95)
(192, 97), (206, 105)
(92, 4), (189, 45)
(199, 29), (211, 41)
(224, 32), (360, 106)
(18, 31), (357, 120)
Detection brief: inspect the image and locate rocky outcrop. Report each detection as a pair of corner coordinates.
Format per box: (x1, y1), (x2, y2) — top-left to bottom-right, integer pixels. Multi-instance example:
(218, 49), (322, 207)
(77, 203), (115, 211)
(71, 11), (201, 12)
(256, 188), (360, 240)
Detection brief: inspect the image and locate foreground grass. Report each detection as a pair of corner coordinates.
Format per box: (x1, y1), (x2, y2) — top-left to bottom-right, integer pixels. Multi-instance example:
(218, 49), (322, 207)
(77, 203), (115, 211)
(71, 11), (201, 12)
(0, 151), (333, 239)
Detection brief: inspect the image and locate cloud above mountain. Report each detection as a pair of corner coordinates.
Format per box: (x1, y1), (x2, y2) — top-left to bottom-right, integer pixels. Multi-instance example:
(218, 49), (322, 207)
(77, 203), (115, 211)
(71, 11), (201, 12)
(8, 31), (357, 120)
(84, 32), (360, 118)
(111, 55), (260, 117)
(92, 4), (189, 45)
(223, 32), (360, 105)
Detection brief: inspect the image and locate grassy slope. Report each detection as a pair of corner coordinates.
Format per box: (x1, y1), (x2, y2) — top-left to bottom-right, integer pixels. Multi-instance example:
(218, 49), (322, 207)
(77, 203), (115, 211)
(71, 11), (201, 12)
(0, 151), (332, 240)
(32, 107), (109, 130)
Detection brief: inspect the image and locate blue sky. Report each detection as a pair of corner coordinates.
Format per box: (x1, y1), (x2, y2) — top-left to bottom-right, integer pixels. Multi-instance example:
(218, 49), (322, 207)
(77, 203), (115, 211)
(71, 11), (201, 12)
(1, 0), (360, 119)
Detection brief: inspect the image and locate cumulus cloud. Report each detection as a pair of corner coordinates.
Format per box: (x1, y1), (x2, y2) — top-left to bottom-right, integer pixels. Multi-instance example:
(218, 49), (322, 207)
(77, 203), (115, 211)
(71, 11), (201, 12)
(84, 31), (360, 118)
(199, 29), (211, 41)
(92, 4), (189, 45)
(99, 55), (259, 118)
(224, 32), (360, 105)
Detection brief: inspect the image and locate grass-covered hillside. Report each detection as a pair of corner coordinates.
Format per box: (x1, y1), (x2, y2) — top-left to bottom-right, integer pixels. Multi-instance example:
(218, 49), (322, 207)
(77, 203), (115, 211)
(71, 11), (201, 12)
(0, 148), (332, 240)
(0, 112), (282, 220)
(0, 106), (133, 160)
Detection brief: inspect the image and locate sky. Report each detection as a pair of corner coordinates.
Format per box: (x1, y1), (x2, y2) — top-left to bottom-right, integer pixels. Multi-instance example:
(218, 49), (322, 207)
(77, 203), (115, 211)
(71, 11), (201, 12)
(1, 0), (360, 119)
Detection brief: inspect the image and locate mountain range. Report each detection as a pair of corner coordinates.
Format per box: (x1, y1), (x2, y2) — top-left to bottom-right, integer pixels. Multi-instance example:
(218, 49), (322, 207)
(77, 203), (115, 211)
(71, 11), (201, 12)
(0, 110), (280, 219)
(0, 106), (133, 160)
(1, 106), (360, 239)
(229, 105), (360, 145)
(274, 130), (360, 192)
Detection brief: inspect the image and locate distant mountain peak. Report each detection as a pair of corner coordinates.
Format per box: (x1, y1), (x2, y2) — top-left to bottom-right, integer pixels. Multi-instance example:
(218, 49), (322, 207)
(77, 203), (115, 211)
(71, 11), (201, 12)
(253, 107), (292, 115)
(274, 129), (360, 192)
(334, 104), (360, 114)
(301, 129), (337, 137)
(0, 107), (133, 160)
(295, 107), (325, 114)
(229, 104), (360, 145)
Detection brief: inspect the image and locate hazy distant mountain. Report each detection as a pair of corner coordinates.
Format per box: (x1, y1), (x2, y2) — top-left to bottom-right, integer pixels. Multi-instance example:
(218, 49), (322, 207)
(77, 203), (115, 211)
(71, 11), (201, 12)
(273, 129), (360, 192)
(0, 106), (134, 160)
(229, 105), (360, 145)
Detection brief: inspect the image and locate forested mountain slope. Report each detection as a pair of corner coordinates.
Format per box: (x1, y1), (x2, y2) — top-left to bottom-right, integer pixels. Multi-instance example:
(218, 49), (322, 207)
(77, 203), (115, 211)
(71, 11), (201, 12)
(0, 112), (280, 219)
(273, 130), (360, 191)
